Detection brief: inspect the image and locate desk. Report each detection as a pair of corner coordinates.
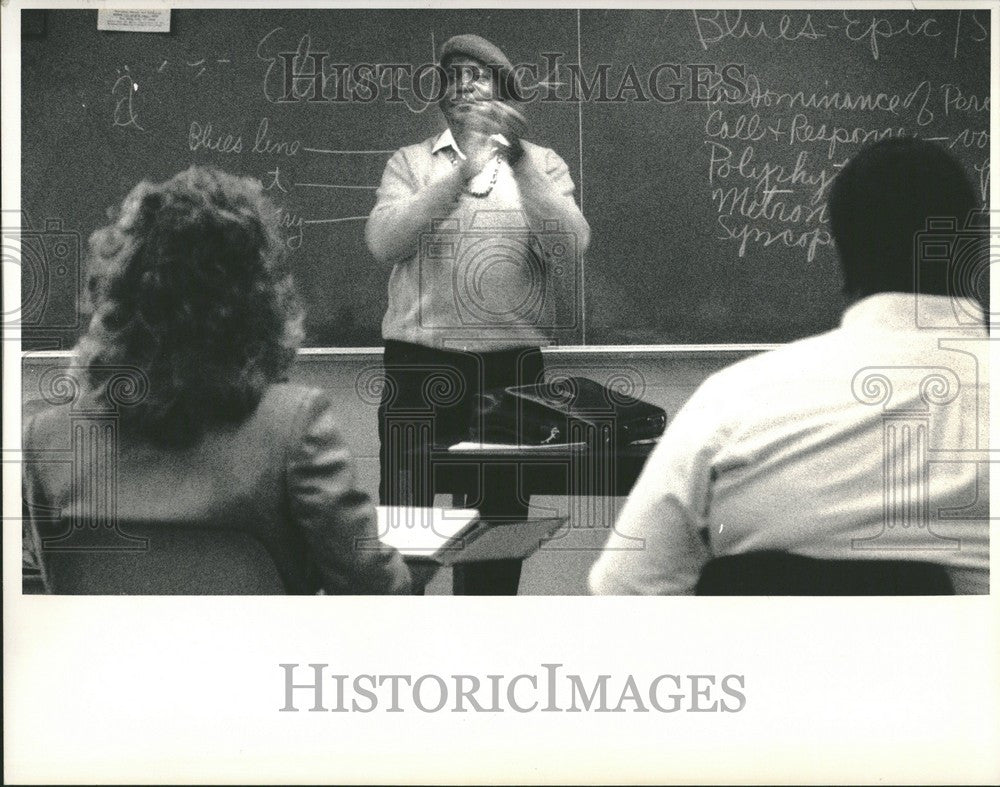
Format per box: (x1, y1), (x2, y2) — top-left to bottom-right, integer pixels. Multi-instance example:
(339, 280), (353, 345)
(386, 441), (656, 593)
(377, 505), (569, 596)
(415, 441), (656, 505)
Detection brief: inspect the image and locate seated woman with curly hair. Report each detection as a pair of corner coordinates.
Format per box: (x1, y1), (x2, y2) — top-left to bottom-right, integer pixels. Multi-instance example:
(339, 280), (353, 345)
(22, 166), (412, 594)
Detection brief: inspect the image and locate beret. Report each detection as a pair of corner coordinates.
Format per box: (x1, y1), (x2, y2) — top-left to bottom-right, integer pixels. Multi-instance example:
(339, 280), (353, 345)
(439, 34), (514, 75)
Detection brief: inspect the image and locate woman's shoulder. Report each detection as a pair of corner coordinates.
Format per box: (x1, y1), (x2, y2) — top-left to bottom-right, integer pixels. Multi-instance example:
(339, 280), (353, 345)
(22, 397), (65, 450)
(256, 382), (331, 419)
(22, 388), (94, 449)
(23, 383), (336, 450)
(254, 383), (341, 440)
(258, 381), (325, 407)
(257, 384), (356, 465)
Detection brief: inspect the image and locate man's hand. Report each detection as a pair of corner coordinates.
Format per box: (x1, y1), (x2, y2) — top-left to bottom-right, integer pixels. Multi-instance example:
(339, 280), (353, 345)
(454, 100), (528, 140)
(454, 101), (529, 170)
(484, 101), (529, 143)
(458, 129), (499, 180)
(488, 101), (528, 165)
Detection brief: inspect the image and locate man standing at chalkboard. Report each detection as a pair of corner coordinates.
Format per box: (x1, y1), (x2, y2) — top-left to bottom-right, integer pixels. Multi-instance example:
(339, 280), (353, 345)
(366, 34), (590, 595)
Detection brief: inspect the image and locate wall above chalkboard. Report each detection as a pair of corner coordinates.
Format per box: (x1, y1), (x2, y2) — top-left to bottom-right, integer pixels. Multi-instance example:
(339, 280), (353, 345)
(20, 8), (990, 349)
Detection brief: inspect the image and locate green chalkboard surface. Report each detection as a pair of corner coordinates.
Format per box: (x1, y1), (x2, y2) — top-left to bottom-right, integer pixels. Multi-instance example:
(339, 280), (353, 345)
(20, 8), (990, 348)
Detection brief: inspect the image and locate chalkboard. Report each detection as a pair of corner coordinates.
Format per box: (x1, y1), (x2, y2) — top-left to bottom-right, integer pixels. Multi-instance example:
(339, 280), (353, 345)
(19, 8), (990, 349)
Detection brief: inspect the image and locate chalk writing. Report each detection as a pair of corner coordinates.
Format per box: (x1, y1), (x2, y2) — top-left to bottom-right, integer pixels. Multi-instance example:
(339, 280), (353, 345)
(973, 160), (989, 203)
(255, 25), (439, 114)
(302, 215), (369, 225)
(294, 182), (378, 191)
(705, 138), (836, 261)
(262, 166), (291, 193)
(257, 27), (314, 103)
(186, 118), (306, 157)
(946, 128), (989, 150)
(713, 184), (826, 226)
(952, 9), (988, 59)
(729, 76), (935, 127)
(735, 76), (931, 119)
(841, 11), (941, 60)
(716, 217), (832, 262)
(788, 114), (907, 159)
(705, 142), (837, 205)
(111, 67), (144, 131)
(698, 67), (989, 264)
(188, 121), (244, 153)
(705, 109), (768, 142)
(692, 10), (986, 61)
(186, 56), (231, 79)
(692, 11), (826, 50)
(942, 85), (990, 116)
(276, 208), (304, 250)
(253, 117), (301, 156)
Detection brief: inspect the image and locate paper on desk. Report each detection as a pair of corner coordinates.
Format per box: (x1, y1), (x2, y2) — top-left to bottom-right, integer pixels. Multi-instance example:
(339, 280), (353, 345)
(448, 441), (587, 452)
(377, 507), (480, 555)
(377, 507), (568, 565)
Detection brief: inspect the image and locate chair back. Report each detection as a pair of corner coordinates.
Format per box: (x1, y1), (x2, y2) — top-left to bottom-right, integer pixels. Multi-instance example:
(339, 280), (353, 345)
(695, 551), (953, 595)
(41, 521), (287, 595)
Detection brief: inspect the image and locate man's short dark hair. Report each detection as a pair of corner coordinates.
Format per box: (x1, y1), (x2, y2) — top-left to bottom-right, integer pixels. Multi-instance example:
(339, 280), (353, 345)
(828, 137), (978, 298)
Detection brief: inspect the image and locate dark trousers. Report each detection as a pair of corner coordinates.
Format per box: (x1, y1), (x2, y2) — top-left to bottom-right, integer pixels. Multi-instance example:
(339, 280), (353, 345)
(378, 340), (545, 595)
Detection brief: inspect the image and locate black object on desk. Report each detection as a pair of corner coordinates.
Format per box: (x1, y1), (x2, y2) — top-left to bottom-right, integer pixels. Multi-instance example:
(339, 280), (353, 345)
(472, 376), (667, 448)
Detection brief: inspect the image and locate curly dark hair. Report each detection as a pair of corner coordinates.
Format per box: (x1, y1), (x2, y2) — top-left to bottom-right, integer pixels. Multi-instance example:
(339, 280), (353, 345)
(77, 166), (304, 447)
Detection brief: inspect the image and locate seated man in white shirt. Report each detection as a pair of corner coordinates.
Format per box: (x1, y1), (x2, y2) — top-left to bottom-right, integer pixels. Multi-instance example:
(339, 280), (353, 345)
(589, 138), (989, 595)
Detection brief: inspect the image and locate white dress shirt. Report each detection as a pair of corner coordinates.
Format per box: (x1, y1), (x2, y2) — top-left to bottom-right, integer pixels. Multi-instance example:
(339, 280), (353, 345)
(589, 293), (990, 595)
